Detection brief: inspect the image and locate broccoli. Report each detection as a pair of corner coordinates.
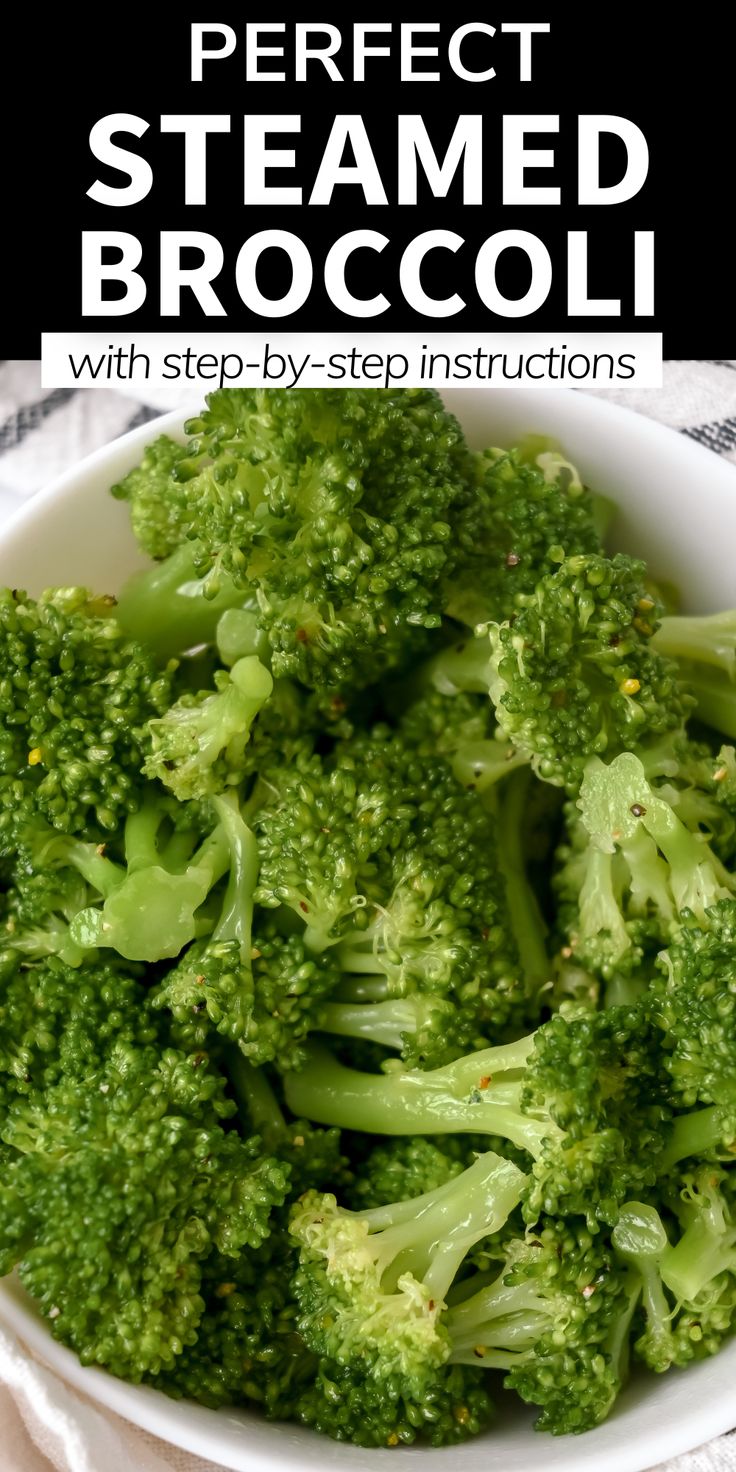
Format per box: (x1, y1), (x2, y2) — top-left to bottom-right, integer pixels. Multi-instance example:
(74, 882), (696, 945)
(446, 1217), (634, 1434)
(156, 1233), (495, 1448)
(115, 388), (473, 689)
(345, 1137), (464, 1210)
(4, 387), (736, 1450)
(647, 900), (736, 1110)
(581, 752), (736, 922)
(253, 723), (530, 1064)
(611, 1192), (736, 1374)
(285, 1004), (679, 1231)
(0, 586), (172, 839)
(111, 434), (191, 559)
(485, 554), (693, 793)
(20, 792), (233, 963)
(443, 443), (604, 629)
(144, 654), (273, 801)
(652, 610), (736, 738)
(290, 1150), (526, 1393)
(0, 973), (289, 1379)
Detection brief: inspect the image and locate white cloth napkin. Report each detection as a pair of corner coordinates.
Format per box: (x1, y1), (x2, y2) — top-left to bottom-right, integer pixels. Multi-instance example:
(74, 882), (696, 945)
(1, 359), (735, 1472)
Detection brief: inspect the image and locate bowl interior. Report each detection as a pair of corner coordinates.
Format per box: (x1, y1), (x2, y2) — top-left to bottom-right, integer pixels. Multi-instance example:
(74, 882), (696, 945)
(0, 386), (735, 1472)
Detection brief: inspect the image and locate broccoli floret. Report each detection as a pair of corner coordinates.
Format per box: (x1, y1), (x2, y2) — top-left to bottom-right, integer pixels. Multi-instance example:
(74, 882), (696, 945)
(55, 792), (235, 962)
(611, 1189), (736, 1375)
(286, 1008), (678, 1231)
(0, 953), (151, 1110)
(296, 1357), (494, 1448)
(115, 388), (473, 688)
(144, 655), (273, 801)
(648, 900), (736, 1110)
(111, 434), (191, 559)
(253, 723), (528, 1062)
(443, 444), (603, 629)
(484, 555), (693, 793)
(0, 978), (289, 1380)
(0, 586), (172, 839)
(579, 752), (736, 935)
(345, 1138), (463, 1210)
(446, 1217), (633, 1434)
(290, 1150), (526, 1393)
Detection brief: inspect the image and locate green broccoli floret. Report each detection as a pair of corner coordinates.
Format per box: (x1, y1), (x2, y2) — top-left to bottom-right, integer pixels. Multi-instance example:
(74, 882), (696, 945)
(443, 444), (603, 629)
(612, 1191), (736, 1375)
(345, 1138), (463, 1210)
(0, 586), (172, 839)
(115, 388), (472, 688)
(286, 1006), (679, 1231)
(111, 434), (191, 559)
(156, 1231), (495, 1447)
(0, 953), (151, 1110)
(52, 792), (234, 962)
(396, 683), (529, 794)
(648, 900), (736, 1109)
(144, 655), (273, 801)
(660, 1166), (736, 1306)
(446, 1217), (633, 1434)
(0, 979), (289, 1380)
(290, 1150), (526, 1393)
(296, 1357), (494, 1448)
(552, 735), (736, 996)
(652, 610), (736, 738)
(484, 555), (693, 793)
(579, 752), (736, 940)
(254, 723), (528, 1062)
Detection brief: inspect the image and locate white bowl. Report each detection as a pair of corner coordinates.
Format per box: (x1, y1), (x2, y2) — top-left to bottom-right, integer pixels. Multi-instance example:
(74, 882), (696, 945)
(0, 386), (735, 1472)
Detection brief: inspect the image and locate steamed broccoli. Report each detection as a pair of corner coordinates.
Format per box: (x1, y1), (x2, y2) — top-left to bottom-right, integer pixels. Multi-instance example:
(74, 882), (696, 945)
(0, 970), (289, 1379)
(0, 586), (172, 839)
(3, 386), (736, 1451)
(652, 610), (736, 738)
(443, 444), (604, 628)
(145, 654), (273, 800)
(253, 723), (531, 1063)
(484, 555), (693, 793)
(290, 1150), (526, 1392)
(5, 792), (238, 964)
(114, 388), (472, 689)
(446, 1217), (633, 1434)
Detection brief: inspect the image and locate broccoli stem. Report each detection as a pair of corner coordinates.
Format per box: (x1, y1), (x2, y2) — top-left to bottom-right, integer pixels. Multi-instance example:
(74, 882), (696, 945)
(115, 542), (245, 657)
(68, 819), (231, 962)
(333, 976), (391, 1003)
(451, 739), (529, 793)
(210, 792), (259, 954)
(39, 832), (124, 899)
(493, 769), (549, 990)
(427, 634), (493, 695)
(611, 1203), (672, 1360)
(661, 1213), (736, 1304)
(227, 1051), (285, 1151)
(603, 1268), (641, 1392)
(652, 613), (736, 678)
(319, 996), (453, 1053)
(357, 1151), (526, 1302)
(284, 1037), (557, 1160)
(123, 796), (168, 874)
(216, 607), (270, 667)
(446, 1274), (553, 1367)
(660, 1105), (735, 1170)
(676, 662), (736, 740)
